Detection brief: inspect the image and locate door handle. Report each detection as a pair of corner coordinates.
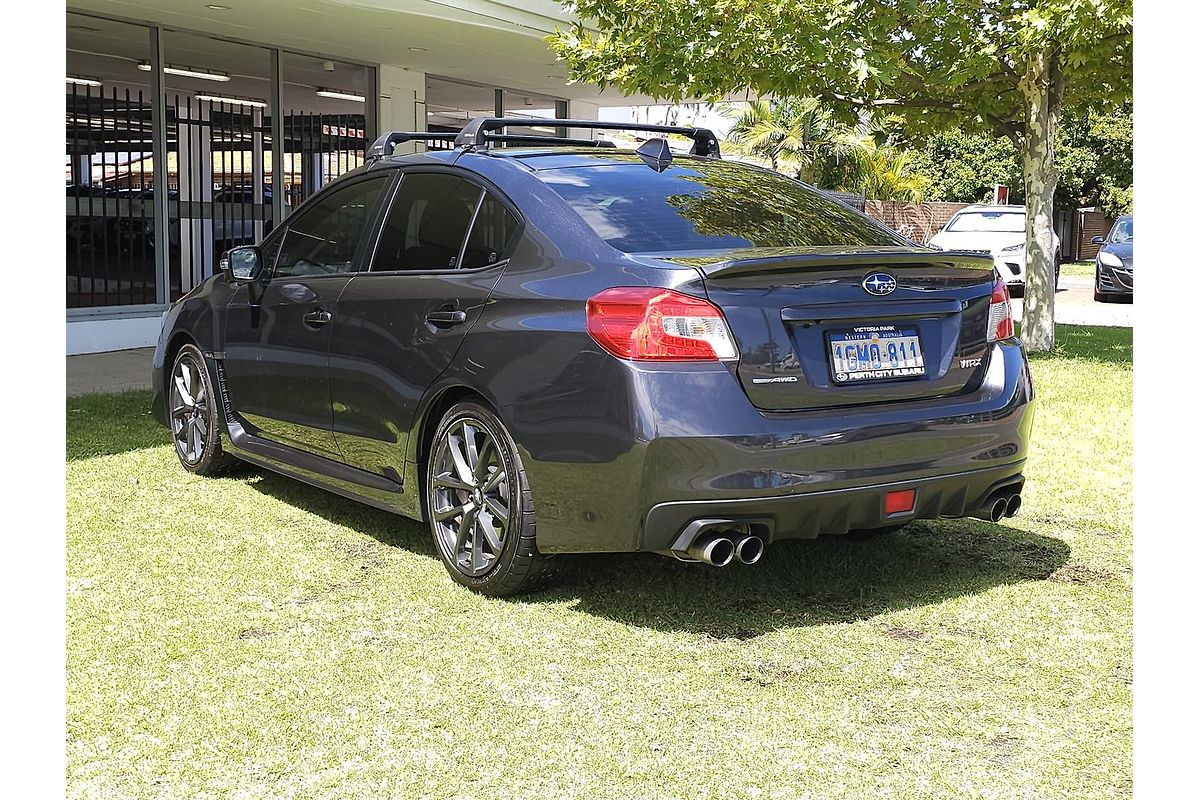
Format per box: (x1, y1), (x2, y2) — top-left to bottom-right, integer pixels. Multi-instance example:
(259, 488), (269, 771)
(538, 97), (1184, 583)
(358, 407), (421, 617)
(303, 308), (332, 327)
(425, 310), (468, 326)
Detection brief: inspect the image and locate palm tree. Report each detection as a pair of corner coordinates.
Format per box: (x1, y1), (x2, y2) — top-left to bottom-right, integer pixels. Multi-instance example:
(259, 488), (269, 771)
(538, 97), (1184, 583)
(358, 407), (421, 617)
(855, 146), (931, 202)
(723, 99), (868, 184)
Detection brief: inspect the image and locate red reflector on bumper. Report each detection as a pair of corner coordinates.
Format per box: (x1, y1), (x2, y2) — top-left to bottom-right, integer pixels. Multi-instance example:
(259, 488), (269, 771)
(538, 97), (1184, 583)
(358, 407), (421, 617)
(885, 489), (916, 514)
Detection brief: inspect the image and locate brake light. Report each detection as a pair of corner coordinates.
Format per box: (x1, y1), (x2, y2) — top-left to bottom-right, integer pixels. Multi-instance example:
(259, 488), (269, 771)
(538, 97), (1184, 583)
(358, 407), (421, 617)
(586, 286), (739, 361)
(986, 277), (1014, 342)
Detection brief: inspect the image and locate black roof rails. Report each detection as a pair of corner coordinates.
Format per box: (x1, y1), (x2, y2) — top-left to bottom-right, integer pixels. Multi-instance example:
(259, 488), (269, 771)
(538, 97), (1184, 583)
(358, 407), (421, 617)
(454, 117), (722, 157)
(367, 130), (616, 160)
(487, 134), (616, 148)
(366, 131), (457, 160)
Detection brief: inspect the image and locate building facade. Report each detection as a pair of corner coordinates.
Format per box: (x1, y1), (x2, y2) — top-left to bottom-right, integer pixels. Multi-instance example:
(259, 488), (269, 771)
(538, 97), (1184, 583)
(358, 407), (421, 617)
(65, 0), (626, 354)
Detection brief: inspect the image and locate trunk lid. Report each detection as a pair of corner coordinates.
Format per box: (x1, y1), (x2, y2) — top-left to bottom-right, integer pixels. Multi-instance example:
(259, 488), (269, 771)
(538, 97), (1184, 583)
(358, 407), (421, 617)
(641, 246), (998, 411)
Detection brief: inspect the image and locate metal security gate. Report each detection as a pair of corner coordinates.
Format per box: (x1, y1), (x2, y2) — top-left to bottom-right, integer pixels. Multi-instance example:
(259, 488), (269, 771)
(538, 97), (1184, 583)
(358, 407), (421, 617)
(165, 101), (368, 297)
(67, 12), (379, 322)
(66, 85), (157, 308)
(166, 94), (275, 298)
(281, 111), (368, 209)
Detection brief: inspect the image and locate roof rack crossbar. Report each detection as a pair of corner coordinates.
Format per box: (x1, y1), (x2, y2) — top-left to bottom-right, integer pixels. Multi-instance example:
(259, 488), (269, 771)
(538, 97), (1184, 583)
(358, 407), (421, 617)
(454, 117), (721, 157)
(486, 134), (616, 148)
(367, 131), (458, 160)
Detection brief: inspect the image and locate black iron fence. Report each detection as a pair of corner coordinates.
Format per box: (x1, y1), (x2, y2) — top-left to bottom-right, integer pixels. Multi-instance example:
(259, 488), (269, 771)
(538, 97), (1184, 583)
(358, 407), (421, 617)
(67, 87), (369, 308)
(66, 85), (157, 307)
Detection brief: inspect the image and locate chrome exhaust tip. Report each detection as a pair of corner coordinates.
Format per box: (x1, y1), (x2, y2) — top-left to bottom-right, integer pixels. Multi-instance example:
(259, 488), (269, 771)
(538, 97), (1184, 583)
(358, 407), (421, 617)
(987, 495), (1009, 523)
(970, 493), (1009, 523)
(734, 535), (764, 565)
(1004, 493), (1022, 518)
(687, 534), (735, 567)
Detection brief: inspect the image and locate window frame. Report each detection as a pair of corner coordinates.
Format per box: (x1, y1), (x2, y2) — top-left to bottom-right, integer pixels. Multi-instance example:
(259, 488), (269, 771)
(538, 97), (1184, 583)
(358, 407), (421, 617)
(363, 165), (525, 276)
(263, 171), (396, 280)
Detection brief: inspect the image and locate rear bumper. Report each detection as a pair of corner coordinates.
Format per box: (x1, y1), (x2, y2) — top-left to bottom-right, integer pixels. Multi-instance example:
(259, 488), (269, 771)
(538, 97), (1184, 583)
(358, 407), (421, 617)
(642, 463), (1025, 550)
(518, 339), (1034, 554)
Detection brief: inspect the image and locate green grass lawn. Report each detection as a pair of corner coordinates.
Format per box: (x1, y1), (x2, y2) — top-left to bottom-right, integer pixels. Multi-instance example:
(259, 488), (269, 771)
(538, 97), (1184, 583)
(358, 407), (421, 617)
(1061, 260), (1097, 280)
(67, 325), (1132, 799)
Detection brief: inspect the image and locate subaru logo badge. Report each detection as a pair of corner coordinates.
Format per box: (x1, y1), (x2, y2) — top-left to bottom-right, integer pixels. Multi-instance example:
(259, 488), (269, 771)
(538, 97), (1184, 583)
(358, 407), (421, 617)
(862, 272), (897, 296)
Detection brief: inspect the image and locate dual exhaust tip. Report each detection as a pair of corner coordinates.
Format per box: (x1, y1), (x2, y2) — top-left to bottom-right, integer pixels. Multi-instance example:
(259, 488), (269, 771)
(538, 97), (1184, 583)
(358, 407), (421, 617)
(973, 490), (1023, 523)
(686, 530), (764, 567)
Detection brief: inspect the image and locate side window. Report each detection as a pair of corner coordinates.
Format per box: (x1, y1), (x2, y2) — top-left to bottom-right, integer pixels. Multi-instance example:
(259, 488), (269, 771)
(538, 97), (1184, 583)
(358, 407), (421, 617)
(259, 225), (285, 272)
(372, 173), (483, 271)
(460, 194), (519, 269)
(273, 176), (388, 278)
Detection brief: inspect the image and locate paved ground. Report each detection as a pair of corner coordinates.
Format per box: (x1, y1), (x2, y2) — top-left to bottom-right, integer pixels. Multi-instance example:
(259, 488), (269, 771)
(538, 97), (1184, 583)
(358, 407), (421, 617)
(1012, 275), (1134, 327)
(66, 347), (154, 397)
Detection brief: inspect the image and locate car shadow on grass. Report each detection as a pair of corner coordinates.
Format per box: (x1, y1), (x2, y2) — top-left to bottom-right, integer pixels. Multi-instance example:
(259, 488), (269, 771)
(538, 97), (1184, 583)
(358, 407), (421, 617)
(534, 521), (1070, 638)
(243, 470), (1068, 639)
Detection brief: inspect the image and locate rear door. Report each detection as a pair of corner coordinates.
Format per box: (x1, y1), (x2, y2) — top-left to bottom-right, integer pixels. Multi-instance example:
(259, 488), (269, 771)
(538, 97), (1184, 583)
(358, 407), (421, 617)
(222, 173), (391, 458)
(328, 169), (520, 480)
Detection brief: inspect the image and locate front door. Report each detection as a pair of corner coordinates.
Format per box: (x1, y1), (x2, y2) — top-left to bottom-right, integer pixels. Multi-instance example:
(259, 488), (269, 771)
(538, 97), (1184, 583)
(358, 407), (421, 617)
(329, 170), (521, 480)
(222, 174), (391, 459)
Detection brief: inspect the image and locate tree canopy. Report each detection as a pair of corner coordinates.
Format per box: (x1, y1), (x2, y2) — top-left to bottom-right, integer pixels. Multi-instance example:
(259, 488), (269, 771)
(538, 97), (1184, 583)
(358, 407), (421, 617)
(550, 0), (1133, 351)
(912, 106), (1132, 214)
(551, 1), (1131, 138)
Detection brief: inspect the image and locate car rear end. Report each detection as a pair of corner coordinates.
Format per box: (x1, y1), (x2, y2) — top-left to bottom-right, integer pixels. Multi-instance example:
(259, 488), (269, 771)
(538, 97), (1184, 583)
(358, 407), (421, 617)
(600, 249), (1031, 558)
(516, 153), (1033, 562)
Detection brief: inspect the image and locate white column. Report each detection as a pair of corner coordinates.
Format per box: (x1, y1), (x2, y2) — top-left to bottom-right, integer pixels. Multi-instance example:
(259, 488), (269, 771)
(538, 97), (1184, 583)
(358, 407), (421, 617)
(74, 154), (93, 185)
(569, 101), (600, 140)
(251, 107), (265, 241)
(378, 65), (426, 154)
(176, 102), (213, 293)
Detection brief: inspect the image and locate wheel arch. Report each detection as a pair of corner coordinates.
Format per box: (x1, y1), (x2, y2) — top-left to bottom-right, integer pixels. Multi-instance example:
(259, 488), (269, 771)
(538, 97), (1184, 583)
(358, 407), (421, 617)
(413, 384), (495, 476)
(160, 330), (199, 416)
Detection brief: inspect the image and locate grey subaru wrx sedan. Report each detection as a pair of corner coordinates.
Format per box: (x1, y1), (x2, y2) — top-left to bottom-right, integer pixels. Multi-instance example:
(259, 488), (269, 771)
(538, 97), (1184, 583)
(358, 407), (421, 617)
(151, 118), (1034, 596)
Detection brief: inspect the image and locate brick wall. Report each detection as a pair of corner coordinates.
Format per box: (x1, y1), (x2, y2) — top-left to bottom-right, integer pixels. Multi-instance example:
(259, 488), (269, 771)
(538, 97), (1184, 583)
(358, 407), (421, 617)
(863, 200), (970, 244)
(1074, 210), (1116, 261)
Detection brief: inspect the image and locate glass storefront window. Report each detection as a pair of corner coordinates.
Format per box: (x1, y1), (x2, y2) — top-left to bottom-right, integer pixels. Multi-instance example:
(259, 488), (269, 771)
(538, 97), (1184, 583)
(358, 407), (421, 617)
(280, 53), (372, 209)
(66, 14), (377, 310)
(66, 14), (154, 308)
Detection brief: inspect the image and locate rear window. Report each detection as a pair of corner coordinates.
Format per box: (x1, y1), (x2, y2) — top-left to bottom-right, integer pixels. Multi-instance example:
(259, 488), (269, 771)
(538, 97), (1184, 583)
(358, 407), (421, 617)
(946, 211), (1026, 233)
(537, 157), (906, 252)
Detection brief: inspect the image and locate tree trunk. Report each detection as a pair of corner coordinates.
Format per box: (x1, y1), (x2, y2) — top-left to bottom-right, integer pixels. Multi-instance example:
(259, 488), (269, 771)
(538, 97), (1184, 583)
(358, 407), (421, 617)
(1018, 49), (1063, 352)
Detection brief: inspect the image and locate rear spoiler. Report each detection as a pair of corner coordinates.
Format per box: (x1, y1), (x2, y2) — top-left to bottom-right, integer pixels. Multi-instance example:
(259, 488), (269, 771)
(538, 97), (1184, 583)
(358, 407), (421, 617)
(697, 249), (995, 279)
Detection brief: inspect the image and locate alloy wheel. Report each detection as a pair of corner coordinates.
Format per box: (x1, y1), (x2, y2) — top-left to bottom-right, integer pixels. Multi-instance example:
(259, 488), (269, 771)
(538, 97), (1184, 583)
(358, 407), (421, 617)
(170, 354), (210, 465)
(430, 418), (511, 577)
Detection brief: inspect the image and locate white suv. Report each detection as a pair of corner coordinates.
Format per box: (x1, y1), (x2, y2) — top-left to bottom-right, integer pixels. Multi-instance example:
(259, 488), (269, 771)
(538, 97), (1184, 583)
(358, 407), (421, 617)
(927, 204), (1060, 290)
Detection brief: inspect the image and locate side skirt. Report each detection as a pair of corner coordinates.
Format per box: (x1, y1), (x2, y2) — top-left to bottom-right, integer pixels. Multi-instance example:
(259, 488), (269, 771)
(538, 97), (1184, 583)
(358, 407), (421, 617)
(209, 353), (415, 520)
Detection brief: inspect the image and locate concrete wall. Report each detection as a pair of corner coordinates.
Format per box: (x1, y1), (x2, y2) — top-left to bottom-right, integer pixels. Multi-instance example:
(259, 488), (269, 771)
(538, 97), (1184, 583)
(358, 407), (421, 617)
(379, 65), (427, 153)
(568, 100), (600, 139)
(67, 311), (164, 356)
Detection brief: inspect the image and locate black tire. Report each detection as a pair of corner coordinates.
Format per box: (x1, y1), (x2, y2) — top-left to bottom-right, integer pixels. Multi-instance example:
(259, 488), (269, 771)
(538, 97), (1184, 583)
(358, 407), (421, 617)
(1094, 270), (1109, 303)
(845, 523), (908, 542)
(168, 343), (240, 476)
(425, 401), (551, 596)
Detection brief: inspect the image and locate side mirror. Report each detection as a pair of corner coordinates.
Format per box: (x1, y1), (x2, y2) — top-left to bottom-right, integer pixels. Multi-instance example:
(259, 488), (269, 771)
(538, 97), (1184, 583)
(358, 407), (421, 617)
(220, 245), (263, 282)
(1090, 235), (1105, 245)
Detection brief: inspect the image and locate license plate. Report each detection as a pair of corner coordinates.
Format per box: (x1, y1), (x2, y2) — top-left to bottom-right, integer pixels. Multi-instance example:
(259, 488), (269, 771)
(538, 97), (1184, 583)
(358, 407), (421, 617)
(829, 325), (926, 383)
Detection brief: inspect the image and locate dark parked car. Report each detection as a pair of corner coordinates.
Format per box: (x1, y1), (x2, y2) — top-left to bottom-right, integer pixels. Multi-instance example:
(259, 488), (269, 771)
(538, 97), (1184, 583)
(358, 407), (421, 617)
(1093, 214), (1133, 302)
(152, 118), (1034, 595)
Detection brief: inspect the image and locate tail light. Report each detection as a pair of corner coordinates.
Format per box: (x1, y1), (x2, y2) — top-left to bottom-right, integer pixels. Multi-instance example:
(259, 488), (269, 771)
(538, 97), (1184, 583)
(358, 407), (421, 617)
(986, 277), (1014, 342)
(586, 286), (739, 361)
